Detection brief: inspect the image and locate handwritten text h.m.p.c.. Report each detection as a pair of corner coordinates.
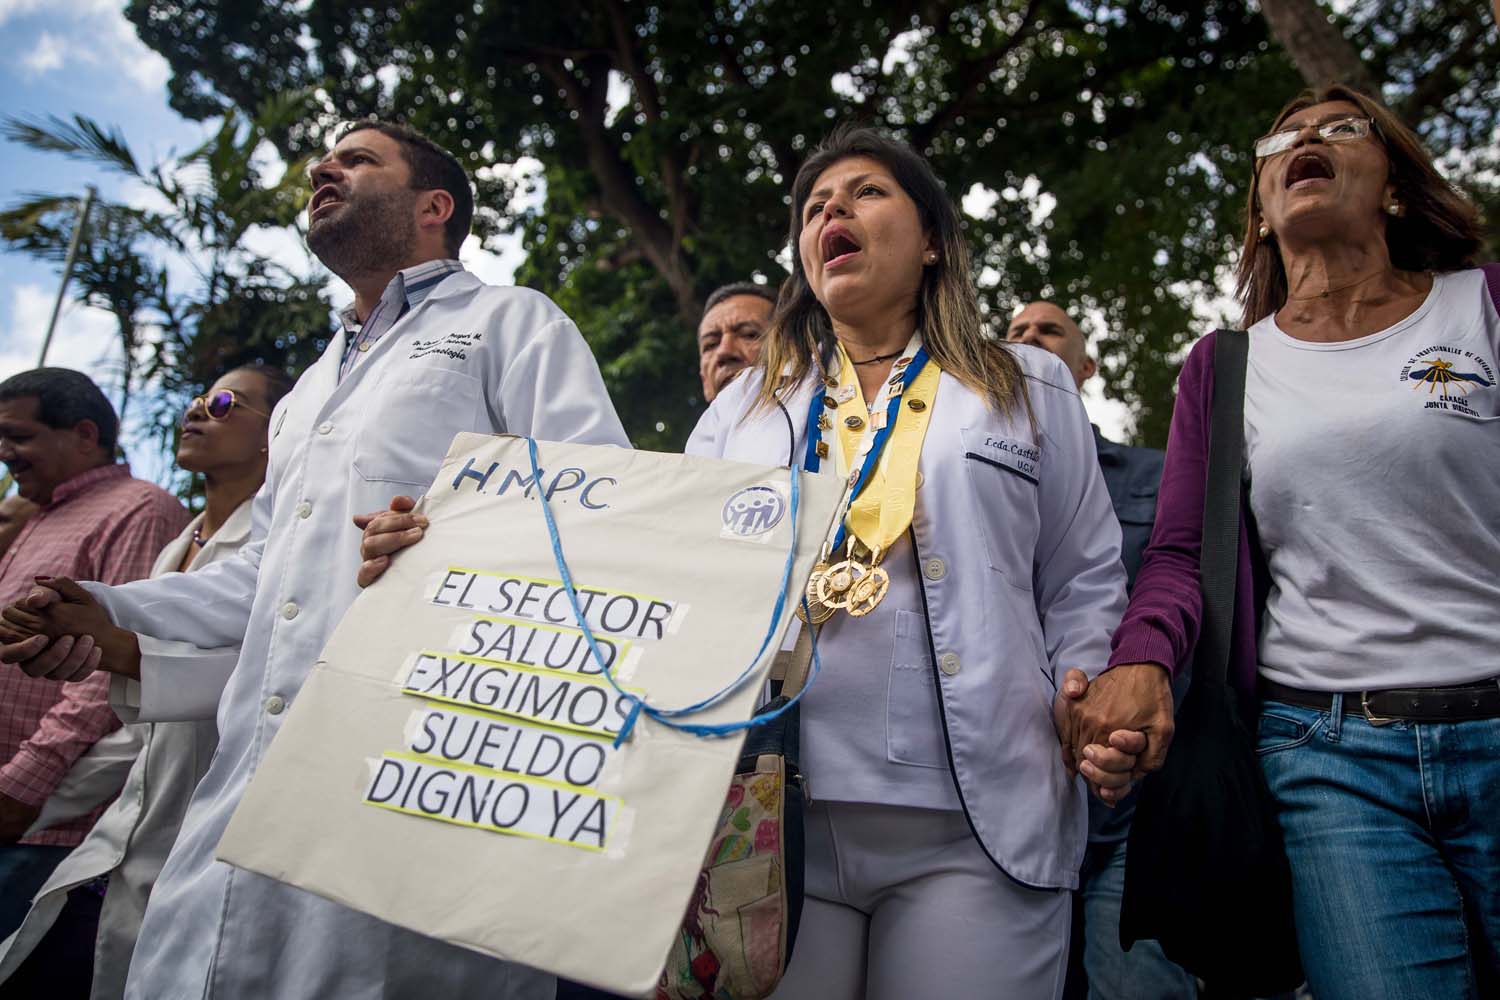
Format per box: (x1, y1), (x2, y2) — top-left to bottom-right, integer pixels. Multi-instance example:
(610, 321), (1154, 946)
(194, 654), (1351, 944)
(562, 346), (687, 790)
(451, 458), (616, 510)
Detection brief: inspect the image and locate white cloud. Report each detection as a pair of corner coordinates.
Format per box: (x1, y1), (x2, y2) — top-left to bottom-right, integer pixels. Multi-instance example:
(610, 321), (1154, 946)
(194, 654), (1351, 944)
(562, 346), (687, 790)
(0, 0), (44, 27)
(20, 31), (64, 74)
(5, 0), (168, 92)
(0, 279), (126, 407)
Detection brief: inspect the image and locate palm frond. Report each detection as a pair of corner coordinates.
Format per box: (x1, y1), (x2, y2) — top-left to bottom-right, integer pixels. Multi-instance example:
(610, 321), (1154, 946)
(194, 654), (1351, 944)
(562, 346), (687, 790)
(0, 114), (141, 177)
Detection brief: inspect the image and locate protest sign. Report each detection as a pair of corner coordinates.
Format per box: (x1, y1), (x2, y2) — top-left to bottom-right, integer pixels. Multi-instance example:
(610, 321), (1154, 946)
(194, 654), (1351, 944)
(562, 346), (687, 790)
(215, 433), (841, 994)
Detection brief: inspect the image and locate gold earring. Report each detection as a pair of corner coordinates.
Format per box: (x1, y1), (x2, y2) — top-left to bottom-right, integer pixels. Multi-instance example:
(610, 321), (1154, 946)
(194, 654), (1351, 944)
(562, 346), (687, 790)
(1257, 222), (1270, 239)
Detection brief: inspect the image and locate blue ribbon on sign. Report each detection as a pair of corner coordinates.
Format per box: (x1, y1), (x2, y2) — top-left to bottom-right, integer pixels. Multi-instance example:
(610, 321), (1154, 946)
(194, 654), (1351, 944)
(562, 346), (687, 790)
(803, 347), (929, 552)
(525, 437), (822, 746)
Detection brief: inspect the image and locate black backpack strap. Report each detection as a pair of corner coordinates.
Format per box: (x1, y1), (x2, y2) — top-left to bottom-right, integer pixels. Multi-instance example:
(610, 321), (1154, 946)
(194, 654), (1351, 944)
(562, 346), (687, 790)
(1198, 330), (1248, 688)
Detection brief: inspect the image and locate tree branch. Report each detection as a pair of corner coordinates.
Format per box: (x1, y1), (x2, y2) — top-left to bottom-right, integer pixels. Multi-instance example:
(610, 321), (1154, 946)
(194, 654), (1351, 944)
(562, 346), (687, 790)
(538, 56), (700, 321)
(910, 0), (1042, 149)
(1396, 17), (1484, 128)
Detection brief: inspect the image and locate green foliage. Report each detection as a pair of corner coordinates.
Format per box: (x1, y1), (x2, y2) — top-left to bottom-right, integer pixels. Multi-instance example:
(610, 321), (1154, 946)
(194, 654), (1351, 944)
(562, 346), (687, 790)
(125, 0), (1498, 448)
(0, 96), (334, 496)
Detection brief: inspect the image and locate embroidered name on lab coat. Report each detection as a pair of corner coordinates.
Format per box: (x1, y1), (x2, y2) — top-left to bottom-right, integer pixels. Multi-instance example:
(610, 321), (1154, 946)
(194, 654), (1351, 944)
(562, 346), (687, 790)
(409, 331), (482, 361)
(963, 431), (1041, 485)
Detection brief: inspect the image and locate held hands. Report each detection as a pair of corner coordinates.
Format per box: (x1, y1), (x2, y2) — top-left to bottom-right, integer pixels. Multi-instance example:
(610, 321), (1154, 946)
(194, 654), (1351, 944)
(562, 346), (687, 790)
(354, 495), (428, 588)
(1053, 663), (1176, 805)
(0, 578), (138, 681)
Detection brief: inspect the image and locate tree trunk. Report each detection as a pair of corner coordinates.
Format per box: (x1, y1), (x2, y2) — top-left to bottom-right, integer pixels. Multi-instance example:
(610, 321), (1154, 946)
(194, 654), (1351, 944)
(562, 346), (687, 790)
(1258, 0), (1380, 96)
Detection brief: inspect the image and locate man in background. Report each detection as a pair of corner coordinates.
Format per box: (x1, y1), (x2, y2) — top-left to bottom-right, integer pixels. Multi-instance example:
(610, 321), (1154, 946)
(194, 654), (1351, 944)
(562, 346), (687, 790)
(0, 368), (186, 938)
(1006, 302), (1191, 1000)
(697, 281), (776, 403)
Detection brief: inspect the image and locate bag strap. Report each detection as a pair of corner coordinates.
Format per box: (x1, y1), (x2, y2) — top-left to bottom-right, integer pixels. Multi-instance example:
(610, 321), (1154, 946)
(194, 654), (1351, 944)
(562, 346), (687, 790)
(1198, 330), (1248, 687)
(768, 625), (814, 698)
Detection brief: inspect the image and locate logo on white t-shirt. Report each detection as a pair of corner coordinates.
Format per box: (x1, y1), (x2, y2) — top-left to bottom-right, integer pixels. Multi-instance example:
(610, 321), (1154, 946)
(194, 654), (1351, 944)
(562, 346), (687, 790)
(1399, 345), (1495, 419)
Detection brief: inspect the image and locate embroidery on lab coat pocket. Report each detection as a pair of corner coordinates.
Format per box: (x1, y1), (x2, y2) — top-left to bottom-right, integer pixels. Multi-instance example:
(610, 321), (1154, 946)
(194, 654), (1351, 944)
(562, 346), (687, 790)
(962, 432), (1041, 485)
(408, 331), (482, 362)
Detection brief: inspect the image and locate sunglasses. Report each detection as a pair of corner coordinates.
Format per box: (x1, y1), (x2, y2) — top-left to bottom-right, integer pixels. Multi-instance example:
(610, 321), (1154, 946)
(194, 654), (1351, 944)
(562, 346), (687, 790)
(185, 389), (271, 424)
(1254, 115), (1375, 159)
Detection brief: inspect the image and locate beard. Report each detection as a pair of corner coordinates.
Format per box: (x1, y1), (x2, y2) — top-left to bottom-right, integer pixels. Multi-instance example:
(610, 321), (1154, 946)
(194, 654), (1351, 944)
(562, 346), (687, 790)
(306, 186), (420, 279)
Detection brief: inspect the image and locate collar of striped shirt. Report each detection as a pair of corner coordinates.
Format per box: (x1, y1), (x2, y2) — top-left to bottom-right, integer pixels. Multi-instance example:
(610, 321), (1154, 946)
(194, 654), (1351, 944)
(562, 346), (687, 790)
(337, 258), (465, 380)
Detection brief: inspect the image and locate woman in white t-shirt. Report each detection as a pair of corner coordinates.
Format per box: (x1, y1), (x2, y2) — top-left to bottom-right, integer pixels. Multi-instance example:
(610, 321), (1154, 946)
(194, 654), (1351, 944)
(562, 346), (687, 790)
(1105, 85), (1498, 999)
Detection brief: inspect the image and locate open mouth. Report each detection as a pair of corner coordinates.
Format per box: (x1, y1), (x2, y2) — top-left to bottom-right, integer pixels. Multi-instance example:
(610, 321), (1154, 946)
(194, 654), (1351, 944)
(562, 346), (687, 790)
(1284, 152), (1334, 189)
(310, 186), (345, 218)
(820, 225), (862, 267)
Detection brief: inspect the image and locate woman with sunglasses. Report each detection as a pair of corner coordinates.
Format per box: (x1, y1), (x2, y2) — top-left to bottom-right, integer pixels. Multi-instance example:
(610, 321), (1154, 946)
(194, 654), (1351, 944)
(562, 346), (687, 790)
(684, 126), (1138, 998)
(1100, 86), (1499, 998)
(0, 364), (294, 999)
(171, 368), (288, 570)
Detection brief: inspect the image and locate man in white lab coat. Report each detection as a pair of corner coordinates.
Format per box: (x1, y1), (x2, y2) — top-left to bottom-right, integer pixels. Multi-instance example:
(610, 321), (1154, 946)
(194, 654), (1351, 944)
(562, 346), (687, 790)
(0, 120), (629, 998)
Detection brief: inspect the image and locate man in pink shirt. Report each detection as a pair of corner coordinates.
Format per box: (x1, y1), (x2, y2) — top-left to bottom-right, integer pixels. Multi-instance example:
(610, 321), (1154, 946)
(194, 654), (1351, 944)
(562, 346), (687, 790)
(0, 368), (186, 937)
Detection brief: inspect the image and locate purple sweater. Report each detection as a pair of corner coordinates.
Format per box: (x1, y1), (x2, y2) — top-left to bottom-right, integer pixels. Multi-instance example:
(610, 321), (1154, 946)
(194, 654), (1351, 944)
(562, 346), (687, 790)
(1108, 263), (1500, 700)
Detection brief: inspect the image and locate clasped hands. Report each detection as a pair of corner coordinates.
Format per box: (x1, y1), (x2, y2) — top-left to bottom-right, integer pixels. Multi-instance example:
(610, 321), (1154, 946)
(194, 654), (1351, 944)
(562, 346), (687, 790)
(0, 578), (137, 682)
(1054, 662), (1175, 805)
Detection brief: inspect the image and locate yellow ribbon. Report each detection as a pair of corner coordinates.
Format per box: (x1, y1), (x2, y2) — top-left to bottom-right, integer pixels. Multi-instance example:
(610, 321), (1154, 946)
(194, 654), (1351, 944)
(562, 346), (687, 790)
(831, 342), (940, 563)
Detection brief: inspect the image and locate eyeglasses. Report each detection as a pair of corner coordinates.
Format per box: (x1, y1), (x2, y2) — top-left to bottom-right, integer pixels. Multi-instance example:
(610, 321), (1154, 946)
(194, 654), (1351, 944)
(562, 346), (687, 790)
(185, 389), (270, 424)
(1254, 116), (1375, 159)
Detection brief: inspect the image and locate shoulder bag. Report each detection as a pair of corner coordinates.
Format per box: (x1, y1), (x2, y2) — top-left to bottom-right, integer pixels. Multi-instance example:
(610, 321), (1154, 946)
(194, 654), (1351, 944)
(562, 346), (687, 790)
(1119, 329), (1304, 995)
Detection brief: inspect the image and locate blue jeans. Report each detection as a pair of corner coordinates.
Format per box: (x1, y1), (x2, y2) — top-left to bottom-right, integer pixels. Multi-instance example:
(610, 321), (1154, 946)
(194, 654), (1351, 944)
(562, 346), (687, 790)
(1257, 698), (1500, 1000)
(1077, 839), (1198, 1000)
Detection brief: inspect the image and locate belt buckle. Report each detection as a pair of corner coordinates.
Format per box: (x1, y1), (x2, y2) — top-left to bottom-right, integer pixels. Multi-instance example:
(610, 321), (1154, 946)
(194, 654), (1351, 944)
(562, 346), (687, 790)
(1361, 691), (1397, 726)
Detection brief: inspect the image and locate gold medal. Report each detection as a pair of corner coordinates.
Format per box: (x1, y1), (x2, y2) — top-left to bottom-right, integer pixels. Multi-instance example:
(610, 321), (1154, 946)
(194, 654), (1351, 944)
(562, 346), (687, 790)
(845, 565), (890, 617)
(797, 567), (836, 623)
(815, 559), (863, 609)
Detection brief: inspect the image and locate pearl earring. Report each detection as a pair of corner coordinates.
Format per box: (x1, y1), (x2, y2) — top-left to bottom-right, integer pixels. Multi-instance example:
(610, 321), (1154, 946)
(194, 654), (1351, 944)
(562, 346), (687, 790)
(1386, 202), (1401, 217)
(1257, 222), (1270, 239)
(923, 251), (938, 264)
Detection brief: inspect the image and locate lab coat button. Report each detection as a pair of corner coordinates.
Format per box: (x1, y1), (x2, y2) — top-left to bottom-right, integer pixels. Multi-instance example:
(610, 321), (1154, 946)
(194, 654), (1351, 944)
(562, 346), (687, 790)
(281, 602), (299, 620)
(264, 695), (286, 715)
(939, 652), (961, 676)
(923, 557), (946, 581)
(296, 501), (313, 519)
(317, 422), (334, 435)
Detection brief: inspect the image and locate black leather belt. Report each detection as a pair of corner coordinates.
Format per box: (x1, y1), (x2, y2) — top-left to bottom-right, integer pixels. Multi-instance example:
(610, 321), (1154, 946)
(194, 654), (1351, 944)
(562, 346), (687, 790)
(1261, 678), (1500, 725)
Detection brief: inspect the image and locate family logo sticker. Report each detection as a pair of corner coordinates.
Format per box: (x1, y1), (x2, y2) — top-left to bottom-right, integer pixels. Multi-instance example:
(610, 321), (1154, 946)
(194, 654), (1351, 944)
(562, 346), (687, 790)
(1399, 345), (1496, 419)
(721, 484), (787, 540)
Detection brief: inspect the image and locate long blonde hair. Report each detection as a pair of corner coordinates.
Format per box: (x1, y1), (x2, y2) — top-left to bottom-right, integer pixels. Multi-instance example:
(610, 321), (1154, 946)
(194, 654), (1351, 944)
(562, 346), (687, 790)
(752, 125), (1029, 420)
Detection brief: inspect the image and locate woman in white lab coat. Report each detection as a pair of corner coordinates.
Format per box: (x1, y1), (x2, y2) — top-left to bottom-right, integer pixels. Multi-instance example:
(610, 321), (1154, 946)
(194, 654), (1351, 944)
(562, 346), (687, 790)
(685, 126), (1134, 999)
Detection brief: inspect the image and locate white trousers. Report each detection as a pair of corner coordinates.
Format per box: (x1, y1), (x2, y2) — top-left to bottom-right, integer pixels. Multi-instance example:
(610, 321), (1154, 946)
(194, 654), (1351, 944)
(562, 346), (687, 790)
(772, 801), (1070, 1000)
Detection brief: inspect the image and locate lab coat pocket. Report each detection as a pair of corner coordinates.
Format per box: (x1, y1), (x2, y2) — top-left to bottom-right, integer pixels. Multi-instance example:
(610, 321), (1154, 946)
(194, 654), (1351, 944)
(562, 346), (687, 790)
(886, 610), (946, 768)
(354, 366), (482, 486)
(958, 426), (1041, 590)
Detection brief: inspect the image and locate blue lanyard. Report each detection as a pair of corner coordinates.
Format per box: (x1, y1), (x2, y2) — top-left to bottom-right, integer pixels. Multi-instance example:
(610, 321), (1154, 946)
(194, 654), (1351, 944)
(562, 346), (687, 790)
(802, 347), (929, 551)
(525, 437), (820, 745)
